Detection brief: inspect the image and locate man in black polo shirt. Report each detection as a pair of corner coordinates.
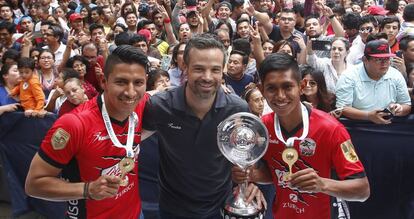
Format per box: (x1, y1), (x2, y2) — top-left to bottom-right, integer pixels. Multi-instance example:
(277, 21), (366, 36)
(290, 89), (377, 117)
(142, 34), (265, 218)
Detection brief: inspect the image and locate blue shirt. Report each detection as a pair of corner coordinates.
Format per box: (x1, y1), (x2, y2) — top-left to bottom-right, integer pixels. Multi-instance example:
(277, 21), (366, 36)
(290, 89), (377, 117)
(336, 63), (411, 111)
(0, 86), (17, 106)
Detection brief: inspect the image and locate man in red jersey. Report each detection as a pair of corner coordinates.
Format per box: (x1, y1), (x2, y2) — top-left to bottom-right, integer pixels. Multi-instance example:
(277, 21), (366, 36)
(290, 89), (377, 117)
(233, 53), (370, 219)
(25, 45), (149, 219)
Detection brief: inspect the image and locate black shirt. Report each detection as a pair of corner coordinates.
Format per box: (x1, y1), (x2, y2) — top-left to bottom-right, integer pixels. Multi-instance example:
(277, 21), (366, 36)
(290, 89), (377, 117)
(142, 84), (249, 217)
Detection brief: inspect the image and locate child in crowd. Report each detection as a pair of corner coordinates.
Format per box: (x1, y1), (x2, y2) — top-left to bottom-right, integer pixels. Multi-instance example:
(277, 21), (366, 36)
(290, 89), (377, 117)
(9, 57), (45, 117)
(58, 77), (87, 117)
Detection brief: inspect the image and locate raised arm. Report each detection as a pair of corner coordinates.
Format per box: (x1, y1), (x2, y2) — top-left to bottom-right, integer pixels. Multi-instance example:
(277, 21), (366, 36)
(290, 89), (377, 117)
(323, 6), (345, 37)
(245, 3), (273, 35)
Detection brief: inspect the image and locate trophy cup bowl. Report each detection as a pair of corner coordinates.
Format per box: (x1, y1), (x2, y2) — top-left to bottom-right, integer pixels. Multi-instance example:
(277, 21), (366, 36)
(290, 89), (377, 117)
(217, 112), (269, 219)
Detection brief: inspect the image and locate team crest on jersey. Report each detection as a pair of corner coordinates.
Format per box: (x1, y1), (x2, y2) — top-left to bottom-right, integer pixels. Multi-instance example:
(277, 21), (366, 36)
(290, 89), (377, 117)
(340, 140), (359, 163)
(299, 138), (316, 156)
(51, 128), (70, 150)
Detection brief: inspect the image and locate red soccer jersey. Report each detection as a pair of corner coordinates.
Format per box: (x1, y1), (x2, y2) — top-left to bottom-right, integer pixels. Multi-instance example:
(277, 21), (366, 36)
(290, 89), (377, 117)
(39, 94), (149, 219)
(262, 109), (365, 219)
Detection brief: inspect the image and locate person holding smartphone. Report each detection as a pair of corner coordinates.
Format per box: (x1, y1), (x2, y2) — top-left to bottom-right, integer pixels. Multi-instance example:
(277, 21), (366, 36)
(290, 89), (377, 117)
(336, 39), (412, 124)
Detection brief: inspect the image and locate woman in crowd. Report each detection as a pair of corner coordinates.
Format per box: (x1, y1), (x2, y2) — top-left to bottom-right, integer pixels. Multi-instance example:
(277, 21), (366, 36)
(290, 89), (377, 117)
(306, 37), (349, 93)
(242, 83), (265, 117)
(0, 63), (20, 115)
(300, 65), (336, 113)
(37, 49), (59, 98)
(65, 56), (98, 99)
(168, 42), (186, 87)
(262, 39), (275, 57)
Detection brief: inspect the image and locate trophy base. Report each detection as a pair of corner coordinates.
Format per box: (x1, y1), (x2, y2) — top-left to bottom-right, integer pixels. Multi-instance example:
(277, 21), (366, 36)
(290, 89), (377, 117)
(221, 195), (265, 219)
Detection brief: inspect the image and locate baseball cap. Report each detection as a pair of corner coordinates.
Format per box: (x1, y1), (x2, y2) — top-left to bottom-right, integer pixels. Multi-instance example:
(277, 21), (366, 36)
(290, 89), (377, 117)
(138, 29), (152, 42)
(364, 39), (396, 58)
(69, 13), (83, 23)
(217, 1), (232, 10)
(367, 6), (389, 16)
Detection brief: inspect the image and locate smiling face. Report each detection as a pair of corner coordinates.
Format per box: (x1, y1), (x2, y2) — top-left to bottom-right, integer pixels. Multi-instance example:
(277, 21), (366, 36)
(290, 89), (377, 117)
(237, 21), (250, 39)
(184, 48), (224, 100)
(301, 74), (317, 97)
(101, 63), (147, 121)
(260, 69), (301, 118)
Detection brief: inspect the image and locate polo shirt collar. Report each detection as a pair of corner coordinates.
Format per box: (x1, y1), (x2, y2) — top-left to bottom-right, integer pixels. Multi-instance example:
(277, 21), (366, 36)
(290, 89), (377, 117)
(171, 83), (227, 112)
(361, 64), (391, 82)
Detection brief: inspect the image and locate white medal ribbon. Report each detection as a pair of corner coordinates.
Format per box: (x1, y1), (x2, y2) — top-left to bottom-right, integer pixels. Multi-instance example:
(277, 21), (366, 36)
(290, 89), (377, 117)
(101, 94), (138, 158)
(274, 103), (309, 147)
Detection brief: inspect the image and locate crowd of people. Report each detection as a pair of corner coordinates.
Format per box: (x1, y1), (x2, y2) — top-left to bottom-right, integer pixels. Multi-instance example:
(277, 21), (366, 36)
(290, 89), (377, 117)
(0, 0), (413, 218)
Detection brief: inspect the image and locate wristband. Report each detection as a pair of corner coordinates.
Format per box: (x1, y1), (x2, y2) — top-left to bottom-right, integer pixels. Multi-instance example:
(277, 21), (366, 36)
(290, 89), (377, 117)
(83, 182), (89, 199)
(164, 18), (171, 23)
(329, 14), (335, 19)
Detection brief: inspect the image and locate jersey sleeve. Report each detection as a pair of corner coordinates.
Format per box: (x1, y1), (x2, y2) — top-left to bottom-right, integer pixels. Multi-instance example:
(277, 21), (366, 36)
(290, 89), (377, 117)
(38, 113), (84, 169)
(330, 124), (366, 180)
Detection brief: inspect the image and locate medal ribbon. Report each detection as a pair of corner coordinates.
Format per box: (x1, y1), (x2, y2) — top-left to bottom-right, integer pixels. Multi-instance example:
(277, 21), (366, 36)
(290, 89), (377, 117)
(101, 94), (138, 158)
(274, 103), (309, 147)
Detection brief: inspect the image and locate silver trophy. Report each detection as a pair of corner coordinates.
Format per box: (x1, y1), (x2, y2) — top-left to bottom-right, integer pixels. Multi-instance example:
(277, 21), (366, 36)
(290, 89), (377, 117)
(217, 112), (269, 219)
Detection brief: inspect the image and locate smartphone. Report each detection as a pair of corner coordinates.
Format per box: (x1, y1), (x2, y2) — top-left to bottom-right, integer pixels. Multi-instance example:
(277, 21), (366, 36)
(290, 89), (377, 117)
(396, 50), (403, 58)
(381, 108), (394, 120)
(312, 40), (331, 51)
(31, 31), (43, 40)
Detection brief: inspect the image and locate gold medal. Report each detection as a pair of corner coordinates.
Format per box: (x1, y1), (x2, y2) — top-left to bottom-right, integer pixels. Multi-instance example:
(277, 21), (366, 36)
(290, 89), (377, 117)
(119, 157), (134, 186)
(282, 148), (298, 181)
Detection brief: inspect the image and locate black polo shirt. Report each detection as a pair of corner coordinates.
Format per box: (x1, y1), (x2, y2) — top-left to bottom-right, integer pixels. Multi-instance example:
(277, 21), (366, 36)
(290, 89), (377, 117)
(142, 84), (249, 217)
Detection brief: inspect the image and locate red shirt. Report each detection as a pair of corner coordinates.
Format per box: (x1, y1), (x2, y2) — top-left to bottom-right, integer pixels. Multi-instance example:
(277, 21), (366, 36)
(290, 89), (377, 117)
(39, 93), (149, 219)
(84, 56), (105, 92)
(261, 109), (365, 219)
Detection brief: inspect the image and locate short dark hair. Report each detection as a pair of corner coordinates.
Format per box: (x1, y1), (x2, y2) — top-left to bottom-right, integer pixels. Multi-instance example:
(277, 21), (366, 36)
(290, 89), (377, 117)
(360, 15), (378, 28)
(137, 19), (153, 31)
(129, 34), (148, 45)
(230, 50), (249, 65)
(280, 8), (295, 14)
(385, 0), (399, 14)
(48, 24), (64, 41)
(304, 14), (320, 26)
(258, 53), (300, 83)
(380, 16), (400, 30)
(0, 21), (15, 34)
(17, 57), (35, 70)
(0, 63), (15, 85)
(62, 68), (80, 81)
(147, 69), (169, 91)
(342, 12), (361, 30)
(399, 35), (414, 51)
(66, 55), (89, 69)
(171, 42), (186, 67)
(183, 33), (226, 66)
(89, 23), (105, 34)
(232, 38), (251, 56)
(403, 2), (414, 21)
(115, 32), (131, 46)
(2, 49), (19, 64)
(104, 45), (149, 78)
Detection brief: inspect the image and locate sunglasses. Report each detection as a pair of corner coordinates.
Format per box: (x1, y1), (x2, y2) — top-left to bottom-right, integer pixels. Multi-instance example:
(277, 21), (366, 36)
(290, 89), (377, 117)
(303, 79), (317, 87)
(359, 26), (374, 33)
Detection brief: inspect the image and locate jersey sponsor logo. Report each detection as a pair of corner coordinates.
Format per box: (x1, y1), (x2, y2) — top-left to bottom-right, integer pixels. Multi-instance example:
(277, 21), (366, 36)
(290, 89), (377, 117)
(299, 138), (316, 157)
(51, 128), (70, 150)
(289, 193), (298, 203)
(340, 140), (359, 163)
(282, 202), (305, 214)
(168, 123), (182, 130)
